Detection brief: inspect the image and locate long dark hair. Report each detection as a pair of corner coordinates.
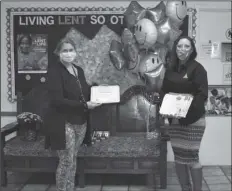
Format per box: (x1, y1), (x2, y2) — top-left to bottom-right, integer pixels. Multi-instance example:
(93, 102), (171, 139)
(167, 36), (197, 70)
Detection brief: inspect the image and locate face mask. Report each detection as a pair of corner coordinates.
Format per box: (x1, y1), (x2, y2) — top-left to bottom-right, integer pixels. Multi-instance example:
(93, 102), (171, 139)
(176, 38), (192, 61)
(60, 52), (76, 63)
(177, 51), (191, 61)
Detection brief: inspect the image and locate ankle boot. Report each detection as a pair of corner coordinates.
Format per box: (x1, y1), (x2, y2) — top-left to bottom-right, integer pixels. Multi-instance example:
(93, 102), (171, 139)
(175, 163), (192, 191)
(190, 166), (202, 191)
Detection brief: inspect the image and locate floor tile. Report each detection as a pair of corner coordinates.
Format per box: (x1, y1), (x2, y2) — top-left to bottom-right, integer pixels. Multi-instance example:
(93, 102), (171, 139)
(167, 163), (176, 177)
(204, 176), (230, 184)
(227, 176), (231, 182)
(166, 168), (176, 177)
(167, 162), (175, 169)
(157, 184), (181, 191)
(20, 184), (49, 191)
(75, 185), (102, 191)
(220, 166), (232, 176)
(167, 176), (179, 185)
(203, 166), (224, 176)
(102, 185), (129, 191)
(0, 184), (24, 191)
(208, 183), (231, 191)
(128, 185), (150, 191)
(202, 182), (210, 191)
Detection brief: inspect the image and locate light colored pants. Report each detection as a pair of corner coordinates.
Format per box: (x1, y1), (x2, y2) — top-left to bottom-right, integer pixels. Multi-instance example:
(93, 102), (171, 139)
(56, 122), (87, 191)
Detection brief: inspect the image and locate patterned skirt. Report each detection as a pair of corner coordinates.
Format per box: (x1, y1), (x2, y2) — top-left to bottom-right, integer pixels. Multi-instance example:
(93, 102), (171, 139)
(168, 117), (206, 164)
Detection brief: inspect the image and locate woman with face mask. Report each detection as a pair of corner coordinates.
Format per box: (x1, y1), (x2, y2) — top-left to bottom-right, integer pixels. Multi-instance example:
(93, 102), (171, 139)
(43, 38), (101, 191)
(161, 36), (208, 191)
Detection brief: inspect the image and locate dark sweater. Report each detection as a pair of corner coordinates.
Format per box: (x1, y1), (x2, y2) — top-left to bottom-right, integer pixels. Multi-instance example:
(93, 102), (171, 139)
(161, 60), (208, 125)
(43, 62), (91, 150)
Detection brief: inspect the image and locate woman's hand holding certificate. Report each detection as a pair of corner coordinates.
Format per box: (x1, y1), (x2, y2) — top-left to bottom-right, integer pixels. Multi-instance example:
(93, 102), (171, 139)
(90, 85), (120, 104)
(159, 93), (193, 118)
(87, 101), (102, 109)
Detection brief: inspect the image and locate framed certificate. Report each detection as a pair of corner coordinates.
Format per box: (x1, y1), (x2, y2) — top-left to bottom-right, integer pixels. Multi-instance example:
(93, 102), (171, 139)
(90, 85), (120, 103)
(159, 93), (193, 118)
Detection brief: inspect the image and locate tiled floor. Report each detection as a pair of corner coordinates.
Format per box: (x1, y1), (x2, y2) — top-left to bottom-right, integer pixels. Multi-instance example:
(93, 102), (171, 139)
(1, 163), (231, 191)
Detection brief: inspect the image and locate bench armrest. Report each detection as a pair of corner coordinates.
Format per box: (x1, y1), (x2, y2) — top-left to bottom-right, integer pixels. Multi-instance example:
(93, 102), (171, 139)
(1, 121), (19, 138)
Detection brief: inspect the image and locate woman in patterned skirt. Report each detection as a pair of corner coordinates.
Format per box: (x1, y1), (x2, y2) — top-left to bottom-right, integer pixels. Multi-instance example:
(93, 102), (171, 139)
(161, 36), (208, 191)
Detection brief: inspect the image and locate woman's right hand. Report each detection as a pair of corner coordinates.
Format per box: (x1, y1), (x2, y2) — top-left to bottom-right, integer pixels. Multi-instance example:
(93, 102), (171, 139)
(87, 101), (102, 109)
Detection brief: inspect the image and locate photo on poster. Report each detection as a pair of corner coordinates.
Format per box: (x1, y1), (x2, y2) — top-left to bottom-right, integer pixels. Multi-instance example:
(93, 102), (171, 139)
(17, 34), (48, 73)
(205, 85), (231, 116)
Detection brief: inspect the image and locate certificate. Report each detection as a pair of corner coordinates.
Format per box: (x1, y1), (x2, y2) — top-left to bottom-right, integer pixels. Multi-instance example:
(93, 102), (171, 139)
(90, 85), (120, 103)
(159, 93), (193, 118)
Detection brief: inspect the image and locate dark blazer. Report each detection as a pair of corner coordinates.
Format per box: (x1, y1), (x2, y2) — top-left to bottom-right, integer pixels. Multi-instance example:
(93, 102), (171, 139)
(161, 59), (208, 125)
(43, 61), (91, 150)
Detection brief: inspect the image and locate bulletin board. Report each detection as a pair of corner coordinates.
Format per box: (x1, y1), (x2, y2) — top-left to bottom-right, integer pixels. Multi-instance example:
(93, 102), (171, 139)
(5, 6), (196, 103)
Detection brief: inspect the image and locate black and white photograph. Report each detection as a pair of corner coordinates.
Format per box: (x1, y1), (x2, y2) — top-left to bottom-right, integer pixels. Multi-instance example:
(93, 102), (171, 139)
(17, 34), (48, 73)
(205, 85), (232, 116)
(1, 1), (231, 191)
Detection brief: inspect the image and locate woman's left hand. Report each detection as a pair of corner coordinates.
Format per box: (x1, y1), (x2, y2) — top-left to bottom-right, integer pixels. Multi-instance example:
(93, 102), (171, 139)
(87, 101), (102, 109)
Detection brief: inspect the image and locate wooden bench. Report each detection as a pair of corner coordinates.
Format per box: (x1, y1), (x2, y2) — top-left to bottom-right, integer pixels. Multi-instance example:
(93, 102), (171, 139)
(1, 85), (169, 189)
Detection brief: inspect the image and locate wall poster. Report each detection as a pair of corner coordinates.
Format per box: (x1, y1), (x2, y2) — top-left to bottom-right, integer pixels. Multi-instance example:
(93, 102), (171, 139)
(223, 64), (231, 84)
(205, 85), (231, 116)
(6, 6), (196, 102)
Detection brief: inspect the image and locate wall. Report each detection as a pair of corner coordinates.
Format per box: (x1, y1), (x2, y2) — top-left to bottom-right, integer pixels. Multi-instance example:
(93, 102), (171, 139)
(1, 0), (231, 165)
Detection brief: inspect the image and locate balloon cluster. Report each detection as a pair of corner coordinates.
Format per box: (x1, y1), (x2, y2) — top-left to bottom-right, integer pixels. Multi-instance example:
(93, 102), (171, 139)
(109, 1), (187, 92)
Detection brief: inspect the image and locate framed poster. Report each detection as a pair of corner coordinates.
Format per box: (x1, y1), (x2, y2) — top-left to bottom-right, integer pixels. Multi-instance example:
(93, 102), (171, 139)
(17, 34), (48, 73)
(223, 64), (231, 84)
(205, 85), (231, 116)
(5, 6), (196, 102)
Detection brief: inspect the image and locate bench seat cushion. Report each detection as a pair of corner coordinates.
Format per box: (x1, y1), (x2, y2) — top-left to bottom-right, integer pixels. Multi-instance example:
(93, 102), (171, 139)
(4, 136), (160, 158)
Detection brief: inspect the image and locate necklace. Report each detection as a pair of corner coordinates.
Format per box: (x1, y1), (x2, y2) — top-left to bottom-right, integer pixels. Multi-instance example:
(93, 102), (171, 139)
(71, 65), (86, 103)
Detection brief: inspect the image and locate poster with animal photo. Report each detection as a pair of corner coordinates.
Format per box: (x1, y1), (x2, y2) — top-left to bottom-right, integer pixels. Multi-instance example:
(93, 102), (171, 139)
(205, 86), (231, 116)
(17, 34), (48, 73)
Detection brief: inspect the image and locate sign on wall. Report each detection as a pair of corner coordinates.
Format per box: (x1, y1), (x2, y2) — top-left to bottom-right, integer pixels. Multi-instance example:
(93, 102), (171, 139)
(223, 64), (231, 84)
(5, 7), (196, 102)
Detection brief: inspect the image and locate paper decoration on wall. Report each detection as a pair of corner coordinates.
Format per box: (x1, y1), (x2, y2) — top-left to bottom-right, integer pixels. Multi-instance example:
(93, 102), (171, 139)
(25, 74), (31, 80)
(210, 41), (221, 59)
(199, 41), (212, 59)
(40, 77), (46, 83)
(223, 64), (231, 84)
